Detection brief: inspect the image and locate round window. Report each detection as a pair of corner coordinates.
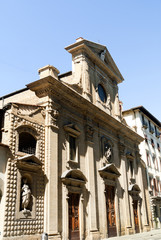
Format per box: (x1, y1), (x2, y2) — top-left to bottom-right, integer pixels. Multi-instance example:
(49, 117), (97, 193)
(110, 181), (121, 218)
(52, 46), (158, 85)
(98, 84), (107, 103)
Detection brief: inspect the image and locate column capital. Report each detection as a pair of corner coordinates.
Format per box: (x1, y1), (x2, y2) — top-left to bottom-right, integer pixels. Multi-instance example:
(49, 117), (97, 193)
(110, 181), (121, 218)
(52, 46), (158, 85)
(119, 142), (126, 156)
(86, 124), (94, 143)
(46, 100), (60, 129)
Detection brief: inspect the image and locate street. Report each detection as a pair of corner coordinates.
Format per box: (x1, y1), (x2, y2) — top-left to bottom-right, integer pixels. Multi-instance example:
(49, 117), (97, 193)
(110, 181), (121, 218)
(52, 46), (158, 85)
(108, 229), (161, 240)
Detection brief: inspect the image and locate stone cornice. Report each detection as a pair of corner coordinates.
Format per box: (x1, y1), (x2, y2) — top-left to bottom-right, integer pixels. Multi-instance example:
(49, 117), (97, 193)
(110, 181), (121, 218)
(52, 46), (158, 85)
(27, 76), (143, 143)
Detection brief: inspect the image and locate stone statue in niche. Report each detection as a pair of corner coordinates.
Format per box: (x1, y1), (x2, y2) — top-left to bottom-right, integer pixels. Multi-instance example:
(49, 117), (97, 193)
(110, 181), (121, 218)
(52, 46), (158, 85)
(100, 49), (106, 61)
(104, 142), (112, 162)
(21, 178), (31, 211)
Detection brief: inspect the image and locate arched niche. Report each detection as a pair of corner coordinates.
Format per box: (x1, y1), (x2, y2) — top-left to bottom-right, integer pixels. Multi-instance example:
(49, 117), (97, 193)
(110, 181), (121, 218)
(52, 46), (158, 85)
(101, 136), (114, 164)
(15, 154), (43, 219)
(15, 125), (40, 157)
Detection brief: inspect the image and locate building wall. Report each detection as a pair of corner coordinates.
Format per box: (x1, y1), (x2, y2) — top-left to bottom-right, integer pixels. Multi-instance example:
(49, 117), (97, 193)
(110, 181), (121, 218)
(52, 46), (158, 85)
(0, 38), (152, 240)
(0, 145), (10, 238)
(123, 108), (161, 229)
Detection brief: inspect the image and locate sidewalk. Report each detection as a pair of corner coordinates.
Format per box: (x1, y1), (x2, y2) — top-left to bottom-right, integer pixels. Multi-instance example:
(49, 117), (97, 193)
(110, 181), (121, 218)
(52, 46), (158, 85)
(107, 229), (161, 240)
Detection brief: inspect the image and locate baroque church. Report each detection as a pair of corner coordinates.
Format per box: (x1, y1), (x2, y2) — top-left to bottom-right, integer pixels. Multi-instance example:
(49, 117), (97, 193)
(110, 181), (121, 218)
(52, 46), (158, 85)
(0, 38), (151, 240)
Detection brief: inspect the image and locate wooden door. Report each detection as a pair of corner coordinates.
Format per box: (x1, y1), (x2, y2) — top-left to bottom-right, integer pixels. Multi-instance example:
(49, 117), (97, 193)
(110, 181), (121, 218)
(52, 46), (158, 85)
(105, 185), (117, 237)
(69, 193), (80, 240)
(133, 200), (139, 233)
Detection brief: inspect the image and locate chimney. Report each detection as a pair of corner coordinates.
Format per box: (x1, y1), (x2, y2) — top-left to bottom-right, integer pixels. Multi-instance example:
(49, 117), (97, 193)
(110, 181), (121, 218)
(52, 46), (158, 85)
(76, 37), (84, 42)
(38, 65), (60, 80)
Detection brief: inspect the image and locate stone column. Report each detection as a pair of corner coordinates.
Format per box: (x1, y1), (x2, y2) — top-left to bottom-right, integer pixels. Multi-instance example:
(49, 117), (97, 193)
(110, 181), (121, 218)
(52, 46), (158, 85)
(131, 199), (135, 232)
(119, 143), (132, 233)
(138, 199), (143, 232)
(98, 178), (108, 239)
(85, 124), (99, 239)
(115, 184), (121, 236)
(82, 59), (92, 101)
(62, 185), (69, 240)
(80, 193), (85, 240)
(44, 98), (60, 238)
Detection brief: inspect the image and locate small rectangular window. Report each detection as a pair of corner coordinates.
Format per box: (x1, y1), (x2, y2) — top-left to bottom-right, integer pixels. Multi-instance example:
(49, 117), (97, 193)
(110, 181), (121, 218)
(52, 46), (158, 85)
(146, 152), (151, 167)
(157, 143), (160, 152)
(129, 160), (134, 177)
(144, 134), (148, 144)
(151, 138), (155, 148)
(69, 135), (76, 161)
(142, 115), (148, 128)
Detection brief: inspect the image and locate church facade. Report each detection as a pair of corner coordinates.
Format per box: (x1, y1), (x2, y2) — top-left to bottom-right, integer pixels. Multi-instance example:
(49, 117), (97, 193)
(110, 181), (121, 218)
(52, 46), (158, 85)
(0, 38), (151, 240)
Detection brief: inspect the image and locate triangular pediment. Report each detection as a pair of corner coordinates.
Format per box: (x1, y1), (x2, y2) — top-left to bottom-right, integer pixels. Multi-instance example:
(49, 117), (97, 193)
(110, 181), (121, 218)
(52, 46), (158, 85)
(65, 38), (124, 83)
(16, 154), (42, 172)
(64, 123), (81, 137)
(99, 163), (120, 180)
(85, 41), (123, 79)
(12, 103), (45, 124)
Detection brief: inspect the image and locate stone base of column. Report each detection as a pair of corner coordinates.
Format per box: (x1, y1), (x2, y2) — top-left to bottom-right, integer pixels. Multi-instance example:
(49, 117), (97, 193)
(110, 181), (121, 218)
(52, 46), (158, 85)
(125, 226), (134, 235)
(142, 224), (151, 232)
(48, 233), (61, 240)
(89, 230), (100, 240)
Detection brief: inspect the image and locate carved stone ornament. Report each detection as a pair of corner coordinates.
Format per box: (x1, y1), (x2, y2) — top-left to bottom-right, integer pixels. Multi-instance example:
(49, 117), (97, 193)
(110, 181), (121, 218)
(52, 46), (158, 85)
(86, 125), (94, 142)
(48, 109), (59, 127)
(119, 143), (126, 156)
(128, 183), (141, 200)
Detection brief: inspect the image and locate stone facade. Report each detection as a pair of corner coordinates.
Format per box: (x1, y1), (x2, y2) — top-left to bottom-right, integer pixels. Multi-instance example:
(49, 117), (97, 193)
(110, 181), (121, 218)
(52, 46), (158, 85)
(0, 38), (151, 240)
(123, 106), (161, 230)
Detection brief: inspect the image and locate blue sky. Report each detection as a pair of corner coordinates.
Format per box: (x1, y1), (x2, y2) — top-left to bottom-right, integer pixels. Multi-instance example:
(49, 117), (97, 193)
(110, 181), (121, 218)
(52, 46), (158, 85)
(0, 0), (161, 120)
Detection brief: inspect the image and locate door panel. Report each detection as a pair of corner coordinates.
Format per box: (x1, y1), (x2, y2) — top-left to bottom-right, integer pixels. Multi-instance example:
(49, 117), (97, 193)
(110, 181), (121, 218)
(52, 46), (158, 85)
(133, 200), (139, 233)
(69, 193), (80, 240)
(105, 185), (117, 237)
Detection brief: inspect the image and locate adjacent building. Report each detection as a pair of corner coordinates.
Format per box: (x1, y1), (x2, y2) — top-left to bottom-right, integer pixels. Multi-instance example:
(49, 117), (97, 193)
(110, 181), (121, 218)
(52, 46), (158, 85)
(0, 38), (151, 240)
(123, 106), (161, 229)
